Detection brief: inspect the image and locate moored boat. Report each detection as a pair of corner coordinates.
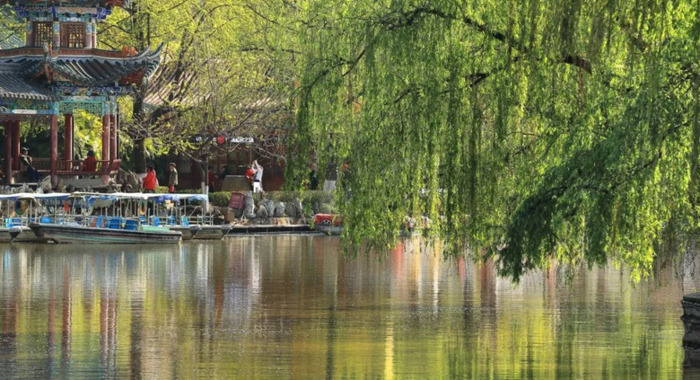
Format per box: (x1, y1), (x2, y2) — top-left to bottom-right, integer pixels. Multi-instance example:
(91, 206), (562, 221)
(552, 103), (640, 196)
(313, 214), (344, 235)
(148, 193), (231, 240)
(27, 193), (182, 244)
(1, 193), (71, 243)
(0, 194), (30, 243)
(9, 225), (41, 243)
(0, 228), (11, 243)
(29, 221), (182, 244)
(169, 225), (194, 240)
(192, 225), (232, 240)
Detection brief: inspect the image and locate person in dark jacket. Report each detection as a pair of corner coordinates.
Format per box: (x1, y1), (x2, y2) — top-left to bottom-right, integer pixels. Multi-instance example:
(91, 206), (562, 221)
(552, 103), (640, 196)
(309, 163), (319, 190)
(20, 147), (40, 182)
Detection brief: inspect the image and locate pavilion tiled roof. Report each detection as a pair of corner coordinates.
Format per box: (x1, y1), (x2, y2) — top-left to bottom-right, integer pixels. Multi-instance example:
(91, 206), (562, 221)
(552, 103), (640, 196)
(47, 47), (162, 86)
(0, 45), (162, 87)
(0, 31), (23, 50)
(0, 73), (58, 100)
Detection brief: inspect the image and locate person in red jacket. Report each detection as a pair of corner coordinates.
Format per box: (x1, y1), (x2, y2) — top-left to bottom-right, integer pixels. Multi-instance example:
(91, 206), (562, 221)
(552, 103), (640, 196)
(245, 165), (255, 191)
(143, 165), (158, 193)
(83, 150), (97, 172)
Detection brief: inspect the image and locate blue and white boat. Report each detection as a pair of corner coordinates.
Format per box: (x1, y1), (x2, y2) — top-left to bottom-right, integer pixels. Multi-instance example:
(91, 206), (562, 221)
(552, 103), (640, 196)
(0, 193), (71, 243)
(28, 193), (182, 244)
(146, 193), (231, 240)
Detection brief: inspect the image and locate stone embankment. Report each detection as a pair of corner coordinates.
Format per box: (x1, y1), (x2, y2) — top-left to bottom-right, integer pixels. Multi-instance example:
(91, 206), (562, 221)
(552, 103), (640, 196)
(682, 293), (700, 367)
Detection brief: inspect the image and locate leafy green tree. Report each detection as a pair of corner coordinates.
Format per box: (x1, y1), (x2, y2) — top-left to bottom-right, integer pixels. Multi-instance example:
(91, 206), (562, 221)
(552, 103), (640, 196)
(100, 0), (297, 172)
(289, 0), (700, 280)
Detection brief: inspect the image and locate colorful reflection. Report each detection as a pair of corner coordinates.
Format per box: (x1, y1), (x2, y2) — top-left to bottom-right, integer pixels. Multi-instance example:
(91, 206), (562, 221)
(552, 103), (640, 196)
(0, 237), (692, 379)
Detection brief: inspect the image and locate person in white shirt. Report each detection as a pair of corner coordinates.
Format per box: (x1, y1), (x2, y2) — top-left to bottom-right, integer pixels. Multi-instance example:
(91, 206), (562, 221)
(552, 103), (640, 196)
(252, 160), (264, 194)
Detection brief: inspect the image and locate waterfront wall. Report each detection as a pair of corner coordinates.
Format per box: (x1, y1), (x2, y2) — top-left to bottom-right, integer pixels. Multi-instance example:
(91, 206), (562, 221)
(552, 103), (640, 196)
(682, 293), (700, 367)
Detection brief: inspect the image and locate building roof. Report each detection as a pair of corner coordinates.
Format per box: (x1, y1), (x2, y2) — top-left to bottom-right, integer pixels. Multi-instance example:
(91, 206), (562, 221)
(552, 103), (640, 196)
(0, 45), (162, 87)
(0, 73), (58, 100)
(0, 31), (23, 50)
(48, 47), (162, 86)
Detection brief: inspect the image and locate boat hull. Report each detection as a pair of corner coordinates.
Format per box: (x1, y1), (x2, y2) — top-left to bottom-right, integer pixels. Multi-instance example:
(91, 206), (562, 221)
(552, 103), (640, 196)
(29, 223), (182, 244)
(192, 225), (232, 240)
(10, 226), (48, 243)
(313, 214), (344, 235)
(0, 229), (11, 243)
(168, 226), (193, 240)
(314, 225), (344, 235)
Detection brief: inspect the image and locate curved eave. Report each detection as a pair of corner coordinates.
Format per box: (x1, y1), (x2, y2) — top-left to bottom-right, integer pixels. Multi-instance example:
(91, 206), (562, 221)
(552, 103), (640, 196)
(4, 45), (162, 87)
(54, 53), (161, 86)
(0, 73), (59, 101)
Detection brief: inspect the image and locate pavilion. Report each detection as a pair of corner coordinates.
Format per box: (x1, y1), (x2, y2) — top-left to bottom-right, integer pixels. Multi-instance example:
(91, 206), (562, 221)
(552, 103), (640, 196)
(0, 0), (160, 186)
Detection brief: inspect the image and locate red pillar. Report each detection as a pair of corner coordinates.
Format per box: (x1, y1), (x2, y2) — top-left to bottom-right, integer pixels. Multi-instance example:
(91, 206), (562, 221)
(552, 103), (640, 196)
(11, 120), (19, 170)
(101, 114), (111, 163)
(63, 114), (73, 161)
(50, 115), (58, 185)
(4, 122), (12, 184)
(110, 114), (117, 161)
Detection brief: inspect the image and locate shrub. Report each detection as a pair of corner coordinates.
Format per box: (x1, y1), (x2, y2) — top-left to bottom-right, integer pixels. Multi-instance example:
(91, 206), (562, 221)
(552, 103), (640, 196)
(186, 190), (338, 215)
(208, 192), (231, 208)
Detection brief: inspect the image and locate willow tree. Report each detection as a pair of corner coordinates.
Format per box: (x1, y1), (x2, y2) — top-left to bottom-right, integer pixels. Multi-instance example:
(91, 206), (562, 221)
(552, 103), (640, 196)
(289, 0), (700, 280)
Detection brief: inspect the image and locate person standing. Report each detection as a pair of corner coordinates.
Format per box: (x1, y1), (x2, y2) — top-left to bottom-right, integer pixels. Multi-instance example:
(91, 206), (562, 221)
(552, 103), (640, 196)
(245, 164), (255, 191)
(323, 161), (337, 191)
(309, 163), (319, 190)
(207, 169), (217, 192)
(143, 164), (157, 193)
(252, 160), (263, 194)
(168, 162), (178, 193)
(20, 147), (39, 182)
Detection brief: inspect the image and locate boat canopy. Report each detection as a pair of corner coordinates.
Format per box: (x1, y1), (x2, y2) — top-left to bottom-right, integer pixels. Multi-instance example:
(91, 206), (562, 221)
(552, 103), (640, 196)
(1, 192), (209, 214)
(0, 193), (70, 201)
(147, 194), (209, 205)
(63, 192), (209, 209)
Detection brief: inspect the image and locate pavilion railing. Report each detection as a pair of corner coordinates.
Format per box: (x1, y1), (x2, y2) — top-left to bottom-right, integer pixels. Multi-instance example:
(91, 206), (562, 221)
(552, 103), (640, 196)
(30, 159), (121, 176)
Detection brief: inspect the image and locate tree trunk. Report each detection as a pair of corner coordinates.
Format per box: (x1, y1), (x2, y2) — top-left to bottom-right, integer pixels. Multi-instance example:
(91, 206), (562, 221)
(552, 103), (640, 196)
(133, 138), (147, 173)
(132, 91), (147, 173)
(131, 0), (147, 173)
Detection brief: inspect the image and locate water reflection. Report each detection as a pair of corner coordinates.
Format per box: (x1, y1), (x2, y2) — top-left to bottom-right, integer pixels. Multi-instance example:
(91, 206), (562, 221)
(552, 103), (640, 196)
(0, 237), (693, 379)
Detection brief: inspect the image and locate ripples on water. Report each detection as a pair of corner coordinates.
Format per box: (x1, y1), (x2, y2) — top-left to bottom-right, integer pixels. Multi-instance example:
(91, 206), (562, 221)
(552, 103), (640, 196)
(0, 236), (695, 379)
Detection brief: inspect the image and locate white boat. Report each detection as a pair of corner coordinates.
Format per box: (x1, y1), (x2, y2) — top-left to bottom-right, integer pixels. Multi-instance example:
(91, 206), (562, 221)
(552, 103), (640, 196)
(11, 191), (232, 244)
(1, 193), (31, 243)
(28, 193), (182, 244)
(0, 193), (71, 243)
(30, 221), (182, 244)
(144, 193), (231, 240)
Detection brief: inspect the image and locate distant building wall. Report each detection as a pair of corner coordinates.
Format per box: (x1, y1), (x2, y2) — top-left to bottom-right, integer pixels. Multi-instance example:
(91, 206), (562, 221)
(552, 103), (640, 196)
(165, 149), (285, 192)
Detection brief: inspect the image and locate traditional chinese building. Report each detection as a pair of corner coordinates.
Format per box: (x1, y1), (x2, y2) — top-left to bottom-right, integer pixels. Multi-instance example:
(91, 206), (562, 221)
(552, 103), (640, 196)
(0, 0), (160, 186)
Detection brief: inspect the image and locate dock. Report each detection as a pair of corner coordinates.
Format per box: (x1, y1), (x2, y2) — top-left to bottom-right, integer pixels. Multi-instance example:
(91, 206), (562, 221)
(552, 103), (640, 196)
(227, 224), (314, 235)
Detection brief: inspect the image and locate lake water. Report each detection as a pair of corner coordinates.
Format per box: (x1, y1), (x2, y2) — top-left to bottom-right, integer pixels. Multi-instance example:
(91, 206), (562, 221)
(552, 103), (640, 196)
(0, 236), (694, 379)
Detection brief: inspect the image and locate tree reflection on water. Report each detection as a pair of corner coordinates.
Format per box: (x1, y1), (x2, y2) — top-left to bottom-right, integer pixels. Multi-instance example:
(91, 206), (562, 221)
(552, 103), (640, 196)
(0, 237), (694, 379)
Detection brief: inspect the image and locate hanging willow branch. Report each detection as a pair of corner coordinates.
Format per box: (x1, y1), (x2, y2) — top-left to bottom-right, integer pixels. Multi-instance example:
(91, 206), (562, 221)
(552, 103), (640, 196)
(290, 0), (700, 281)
